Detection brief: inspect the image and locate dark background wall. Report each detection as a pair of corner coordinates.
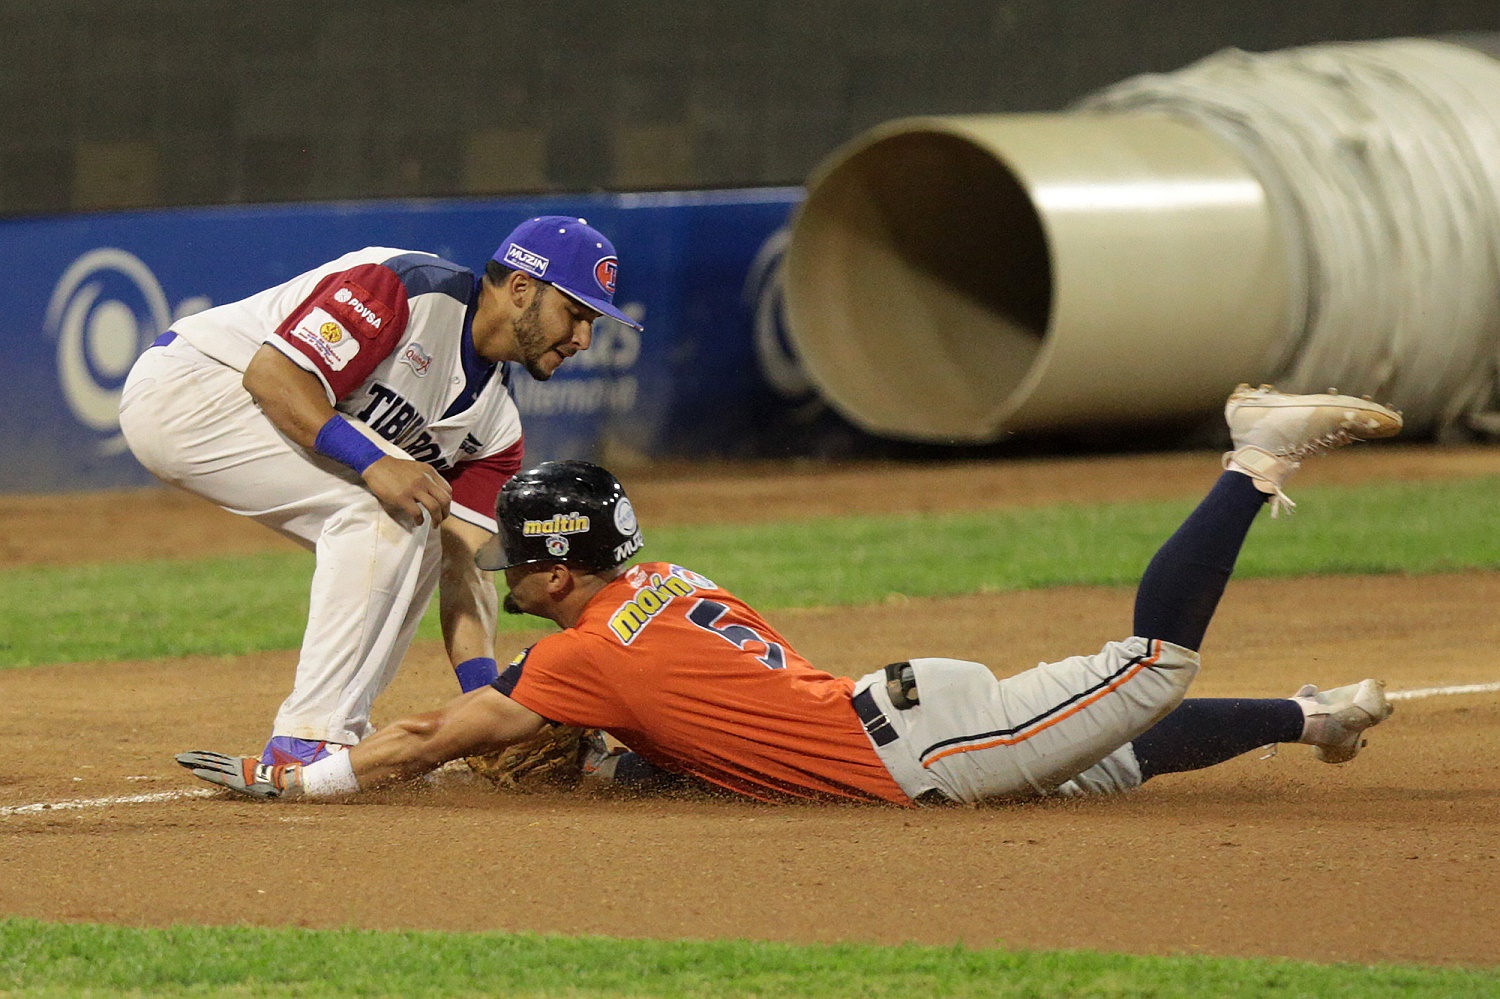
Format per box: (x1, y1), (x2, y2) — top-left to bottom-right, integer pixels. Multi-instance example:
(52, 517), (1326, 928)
(2, 1), (1496, 216)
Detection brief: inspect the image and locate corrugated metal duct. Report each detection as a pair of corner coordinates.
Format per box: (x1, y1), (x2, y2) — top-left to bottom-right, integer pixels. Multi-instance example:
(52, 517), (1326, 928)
(784, 37), (1500, 442)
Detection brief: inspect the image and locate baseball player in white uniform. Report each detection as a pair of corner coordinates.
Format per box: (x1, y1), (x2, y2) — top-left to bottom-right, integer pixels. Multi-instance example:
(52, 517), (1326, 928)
(121, 217), (642, 768)
(181, 385), (1403, 805)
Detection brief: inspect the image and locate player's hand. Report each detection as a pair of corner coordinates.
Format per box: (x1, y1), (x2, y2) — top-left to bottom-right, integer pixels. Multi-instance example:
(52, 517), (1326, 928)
(362, 455), (452, 525)
(175, 751), (303, 799)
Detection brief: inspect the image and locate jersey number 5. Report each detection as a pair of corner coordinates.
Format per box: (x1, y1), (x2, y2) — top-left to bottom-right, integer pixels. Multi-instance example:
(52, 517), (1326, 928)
(687, 599), (786, 670)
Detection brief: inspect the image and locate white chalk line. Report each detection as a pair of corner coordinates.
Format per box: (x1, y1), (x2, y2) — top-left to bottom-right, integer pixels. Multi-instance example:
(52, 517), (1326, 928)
(1387, 680), (1500, 702)
(0, 787), (215, 816)
(1, 681), (1496, 817)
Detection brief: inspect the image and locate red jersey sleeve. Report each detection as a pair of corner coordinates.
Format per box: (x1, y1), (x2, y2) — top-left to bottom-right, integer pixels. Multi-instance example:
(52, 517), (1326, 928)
(269, 263), (412, 402)
(444, 437), (523, 532)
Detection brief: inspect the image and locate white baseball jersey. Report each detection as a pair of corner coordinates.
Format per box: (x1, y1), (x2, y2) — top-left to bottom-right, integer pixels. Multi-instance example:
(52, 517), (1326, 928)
(173, 248), (523, 531)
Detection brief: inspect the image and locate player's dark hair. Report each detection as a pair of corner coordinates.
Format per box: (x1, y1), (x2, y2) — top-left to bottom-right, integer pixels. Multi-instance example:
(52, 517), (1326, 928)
(484, 259), (516, 286)
(485, 260), (553, 302)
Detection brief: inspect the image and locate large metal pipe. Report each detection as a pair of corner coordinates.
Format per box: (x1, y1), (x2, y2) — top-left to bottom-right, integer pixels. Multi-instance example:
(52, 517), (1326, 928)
(783, 112), (1288, 442)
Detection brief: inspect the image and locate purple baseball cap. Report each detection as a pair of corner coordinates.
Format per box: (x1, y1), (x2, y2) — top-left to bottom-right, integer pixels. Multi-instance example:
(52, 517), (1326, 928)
(492, 216), (643, 330)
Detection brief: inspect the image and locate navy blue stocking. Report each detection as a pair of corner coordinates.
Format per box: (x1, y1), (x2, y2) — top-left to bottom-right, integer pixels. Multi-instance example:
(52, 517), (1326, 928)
(1133, 698), (1305, 781)
(1128, 472), (1295, 782)
(1131, 471), (1267, 653)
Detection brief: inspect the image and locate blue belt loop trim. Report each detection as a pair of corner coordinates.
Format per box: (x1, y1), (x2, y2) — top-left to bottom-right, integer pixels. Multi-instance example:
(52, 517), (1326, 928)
(150, 330), (179, 348)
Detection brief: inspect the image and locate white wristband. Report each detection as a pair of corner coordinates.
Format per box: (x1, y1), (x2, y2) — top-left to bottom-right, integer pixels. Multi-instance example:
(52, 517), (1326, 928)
(301, 748), (360, 796)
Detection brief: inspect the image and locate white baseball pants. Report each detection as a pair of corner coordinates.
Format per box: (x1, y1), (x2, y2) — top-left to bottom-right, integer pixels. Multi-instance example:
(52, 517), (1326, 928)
(855, 637), (1199, 804)
(119, 337), (441, 745)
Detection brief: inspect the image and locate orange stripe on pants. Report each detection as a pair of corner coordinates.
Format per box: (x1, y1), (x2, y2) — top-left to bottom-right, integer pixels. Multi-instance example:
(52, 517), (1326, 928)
(920, 640), (1164, 768)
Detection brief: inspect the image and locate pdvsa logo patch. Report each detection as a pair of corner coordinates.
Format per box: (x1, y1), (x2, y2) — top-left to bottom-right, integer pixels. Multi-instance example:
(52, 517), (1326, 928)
(594, 256), (618, 295)
(329, 281), (388, 333)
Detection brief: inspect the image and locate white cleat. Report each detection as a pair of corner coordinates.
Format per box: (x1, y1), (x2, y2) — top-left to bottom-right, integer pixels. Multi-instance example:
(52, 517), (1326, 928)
(1291, 678), (1394, 764)
(1225, 383), (1403, 456)
(1222, 384), (1402, 515)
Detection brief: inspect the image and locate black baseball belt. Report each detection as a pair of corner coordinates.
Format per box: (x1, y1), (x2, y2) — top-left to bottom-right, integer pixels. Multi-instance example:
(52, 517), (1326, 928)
(852, 663), (950, 806)
(852, 687), (898, 746)
(852, 661), (920, 747)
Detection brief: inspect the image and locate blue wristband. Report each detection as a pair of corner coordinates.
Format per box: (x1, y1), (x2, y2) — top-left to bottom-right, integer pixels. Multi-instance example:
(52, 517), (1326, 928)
(455, 656), (499, 692)
(314, 415), (386, 474)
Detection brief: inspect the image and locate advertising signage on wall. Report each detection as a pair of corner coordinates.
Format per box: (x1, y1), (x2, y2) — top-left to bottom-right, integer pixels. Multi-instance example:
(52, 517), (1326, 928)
(0, 188), (851, 493)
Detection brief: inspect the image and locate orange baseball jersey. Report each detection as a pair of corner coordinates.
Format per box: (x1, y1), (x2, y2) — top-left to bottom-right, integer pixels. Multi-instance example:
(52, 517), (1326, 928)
(499, 562), (910, 805)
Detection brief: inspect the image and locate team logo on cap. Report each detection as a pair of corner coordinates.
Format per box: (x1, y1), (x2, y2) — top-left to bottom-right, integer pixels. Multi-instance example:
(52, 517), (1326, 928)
(594, 257), (618, 295)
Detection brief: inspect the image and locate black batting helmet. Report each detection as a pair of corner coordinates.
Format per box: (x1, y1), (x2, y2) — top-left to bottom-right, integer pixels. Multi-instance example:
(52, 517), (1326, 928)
(475, 460), (644, 572)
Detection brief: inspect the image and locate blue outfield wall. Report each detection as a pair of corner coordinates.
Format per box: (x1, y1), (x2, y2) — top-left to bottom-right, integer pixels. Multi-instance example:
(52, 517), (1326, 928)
(0, 188), (871, 494)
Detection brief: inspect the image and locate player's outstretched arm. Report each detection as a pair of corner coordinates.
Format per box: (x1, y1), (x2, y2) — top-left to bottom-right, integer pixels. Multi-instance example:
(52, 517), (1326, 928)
(349, 687), (548, 788)
(176, 688), (548, 800)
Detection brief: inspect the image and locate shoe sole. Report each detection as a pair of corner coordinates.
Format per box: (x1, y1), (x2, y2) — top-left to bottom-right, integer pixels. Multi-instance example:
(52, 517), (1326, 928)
(1226, 384), (1403, 441)
(1314, 679), (1392, 764)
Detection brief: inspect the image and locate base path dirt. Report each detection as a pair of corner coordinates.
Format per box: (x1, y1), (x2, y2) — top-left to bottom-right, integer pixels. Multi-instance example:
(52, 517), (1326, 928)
(2, 445), (1498, 967)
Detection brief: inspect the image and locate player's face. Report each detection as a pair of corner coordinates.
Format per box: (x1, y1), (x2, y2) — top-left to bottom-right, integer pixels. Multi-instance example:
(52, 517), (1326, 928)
(501, 563), (552, 617)
(513, 283), (599, 381)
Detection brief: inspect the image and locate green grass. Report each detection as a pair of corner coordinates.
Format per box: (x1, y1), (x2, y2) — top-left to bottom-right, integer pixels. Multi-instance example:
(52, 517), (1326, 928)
(1, 919), (1495, 998)
(5, 478), (1499, 991)
(671, 477), (1500, 605)
(4, 477), (1499, 668)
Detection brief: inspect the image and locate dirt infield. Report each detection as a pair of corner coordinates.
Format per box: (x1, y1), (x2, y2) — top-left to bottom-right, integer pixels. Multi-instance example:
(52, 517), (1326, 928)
(2, 445), (1499, 967)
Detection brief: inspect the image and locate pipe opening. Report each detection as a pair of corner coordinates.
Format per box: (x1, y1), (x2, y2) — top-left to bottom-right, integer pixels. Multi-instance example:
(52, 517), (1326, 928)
(850, 131), (1053, 339)
(787, 128), (1053, 439)
(787, 113), (1289, 441)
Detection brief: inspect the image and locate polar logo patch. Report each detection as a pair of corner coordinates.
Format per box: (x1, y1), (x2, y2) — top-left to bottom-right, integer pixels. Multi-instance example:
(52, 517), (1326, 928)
(594, 256), (618, 295)
(545, 534), (570, 557)
(503, 243), (549, 277)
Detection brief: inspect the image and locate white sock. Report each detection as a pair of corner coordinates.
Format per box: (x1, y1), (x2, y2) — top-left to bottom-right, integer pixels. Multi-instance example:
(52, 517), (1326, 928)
(300, 748), (360, 796)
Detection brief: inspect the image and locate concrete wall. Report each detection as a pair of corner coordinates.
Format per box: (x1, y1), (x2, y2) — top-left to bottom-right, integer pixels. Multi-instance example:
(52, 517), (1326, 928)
(2, 1), (1497, 215)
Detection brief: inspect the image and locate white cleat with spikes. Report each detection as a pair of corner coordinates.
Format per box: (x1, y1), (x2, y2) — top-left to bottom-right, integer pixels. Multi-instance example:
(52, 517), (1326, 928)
(1222, 384), (1403, 515)
(1291, 678), (1394, 764)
